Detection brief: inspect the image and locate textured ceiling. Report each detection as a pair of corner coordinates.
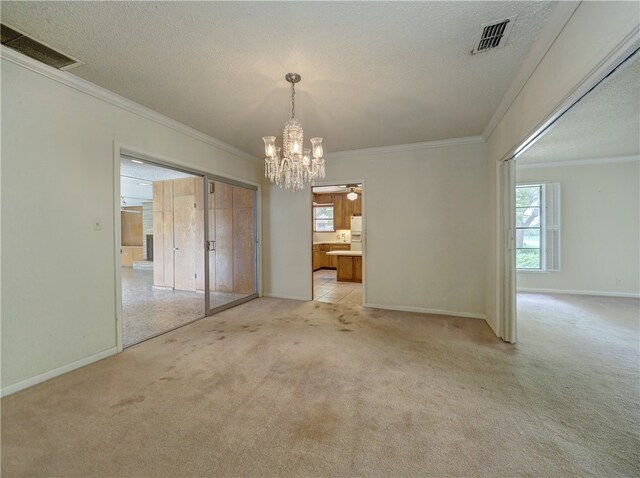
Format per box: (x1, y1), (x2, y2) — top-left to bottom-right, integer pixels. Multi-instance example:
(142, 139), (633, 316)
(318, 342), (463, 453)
(519, 57), (640, 164)
(2, 1), (554, 158)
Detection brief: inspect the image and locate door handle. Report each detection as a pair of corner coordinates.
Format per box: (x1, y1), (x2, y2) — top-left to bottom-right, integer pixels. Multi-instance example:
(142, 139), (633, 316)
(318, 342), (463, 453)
(207, 240), (215, 251)
(174, 247), (179, 251)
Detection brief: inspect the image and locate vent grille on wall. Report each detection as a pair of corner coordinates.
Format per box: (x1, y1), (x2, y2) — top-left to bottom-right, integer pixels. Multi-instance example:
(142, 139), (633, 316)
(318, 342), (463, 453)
(1, 23), (82, 70)
(471, 16), (516, 55)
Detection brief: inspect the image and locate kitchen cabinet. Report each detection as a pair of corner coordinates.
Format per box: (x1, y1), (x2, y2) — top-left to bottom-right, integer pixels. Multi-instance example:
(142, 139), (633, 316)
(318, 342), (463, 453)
(314, 193), (333, 205)
(312, 244), (321, 271)
(321, 244), (331, 268)
(336, 254), (362, 283)
(352, 196), (362, 216)
(312, 243), (351, 270)
(329, 243), (350, 268)
(354, 256), (363, 282)
(342, 195), (362, 223)
(313, 193), (361, 231)
(333, 194), (347, 230)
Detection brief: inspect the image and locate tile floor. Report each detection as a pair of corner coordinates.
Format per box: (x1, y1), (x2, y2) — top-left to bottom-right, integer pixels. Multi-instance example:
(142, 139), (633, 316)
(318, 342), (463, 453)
(122, 267), (249, 347)
(313, 269), (363, 305)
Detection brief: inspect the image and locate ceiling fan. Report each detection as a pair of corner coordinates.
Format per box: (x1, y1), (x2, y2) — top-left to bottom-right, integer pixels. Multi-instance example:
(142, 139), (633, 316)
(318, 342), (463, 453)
(346, 184), (362, 201)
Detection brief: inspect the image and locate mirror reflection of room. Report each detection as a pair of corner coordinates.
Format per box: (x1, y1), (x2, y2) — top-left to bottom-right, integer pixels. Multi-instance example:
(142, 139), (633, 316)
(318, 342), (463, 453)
(514, 56), (639, 342)
(120, 157), (205, 347)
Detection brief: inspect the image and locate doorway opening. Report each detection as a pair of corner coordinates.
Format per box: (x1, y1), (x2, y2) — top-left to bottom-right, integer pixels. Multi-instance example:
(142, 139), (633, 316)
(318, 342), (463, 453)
(119, 155), (258, 347)
(311, 183), (364, 305)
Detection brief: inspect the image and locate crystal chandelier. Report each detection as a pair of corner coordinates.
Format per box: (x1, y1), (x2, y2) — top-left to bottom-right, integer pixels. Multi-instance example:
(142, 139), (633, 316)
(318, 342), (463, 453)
(263, 73), (325, 191)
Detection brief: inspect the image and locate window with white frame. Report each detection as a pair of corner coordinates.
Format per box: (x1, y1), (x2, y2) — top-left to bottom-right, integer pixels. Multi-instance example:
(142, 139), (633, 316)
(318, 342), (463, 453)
(313, 205), (334, 232)
(516, 183), (560, 271)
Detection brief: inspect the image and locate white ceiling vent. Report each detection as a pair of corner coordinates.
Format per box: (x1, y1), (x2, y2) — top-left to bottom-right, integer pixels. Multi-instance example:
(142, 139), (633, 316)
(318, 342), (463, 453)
(1, 23), (83, 70)
(471, 16), (516, 55)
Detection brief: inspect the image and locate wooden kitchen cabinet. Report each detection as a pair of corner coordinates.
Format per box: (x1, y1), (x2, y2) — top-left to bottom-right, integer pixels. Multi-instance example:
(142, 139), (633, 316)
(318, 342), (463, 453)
(336, 254), (362, 283)
(337, 256), (355, 281)
(354, 256), (363, 282)
(333, 194), (347, 230)
(352, 196), (362, 216)
(321, 244), (331, 268)
(314, 193), (361, 230)
(330, 243), (350, 268)
(313, 243), (352, 270)
(312, 245), (321, 271)
(314, 193), (333, 205)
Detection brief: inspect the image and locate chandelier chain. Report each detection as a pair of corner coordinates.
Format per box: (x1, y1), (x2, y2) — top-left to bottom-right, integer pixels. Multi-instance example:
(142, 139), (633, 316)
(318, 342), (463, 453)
(262, 72), (325, 191)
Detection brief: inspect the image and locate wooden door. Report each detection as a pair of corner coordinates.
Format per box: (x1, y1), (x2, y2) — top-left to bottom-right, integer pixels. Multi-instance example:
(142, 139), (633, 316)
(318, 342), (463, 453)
(162, 181), (174, 288)
(152, 182), (165, 286)
(173, 178), (196, 291)
(232, 185), (255, 294)
(207, 180), (216, 293)
(195, 178), (205, 291)
(214, 181), (234, 292)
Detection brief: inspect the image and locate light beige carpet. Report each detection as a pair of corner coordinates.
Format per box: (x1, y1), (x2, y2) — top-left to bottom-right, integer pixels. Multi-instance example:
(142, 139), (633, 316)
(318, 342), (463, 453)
(2, 294), (638, 477)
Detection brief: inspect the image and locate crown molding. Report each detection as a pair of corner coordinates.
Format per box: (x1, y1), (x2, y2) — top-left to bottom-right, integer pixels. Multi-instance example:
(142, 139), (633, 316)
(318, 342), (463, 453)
(1, 46), (261, 164)
(517, 154), (639, 170)
(482, 1), (581, 141)
(326, 136), (485, 159)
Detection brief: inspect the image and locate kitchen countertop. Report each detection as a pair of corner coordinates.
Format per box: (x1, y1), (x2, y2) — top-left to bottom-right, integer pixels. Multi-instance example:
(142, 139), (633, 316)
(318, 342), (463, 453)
(326, 250), (363, 256)
(313, 241), (351, 245)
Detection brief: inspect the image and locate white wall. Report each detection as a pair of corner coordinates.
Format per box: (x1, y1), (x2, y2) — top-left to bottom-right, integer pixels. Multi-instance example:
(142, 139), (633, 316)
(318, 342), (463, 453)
(516, 159), (640, 297)
(261, 185), (313, 301)
(263, 138), (490, 318)
(1, 56), (262, 394)
(484, 1), (640, 338)
(313, 231), (351, 243)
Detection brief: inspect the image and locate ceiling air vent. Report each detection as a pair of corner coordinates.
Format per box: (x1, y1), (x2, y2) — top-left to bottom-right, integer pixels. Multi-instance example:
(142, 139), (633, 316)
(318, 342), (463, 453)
(471, 16), (516, 55)
(1, 23), (82, 70)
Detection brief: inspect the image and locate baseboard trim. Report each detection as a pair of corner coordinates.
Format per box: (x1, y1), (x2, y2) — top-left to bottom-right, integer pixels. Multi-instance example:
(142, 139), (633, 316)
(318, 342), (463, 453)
(1, 347), (119, 397)
(262, 293), (311, 302)
(363, 302), (486, 320)
(517, 288), (640, 298)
